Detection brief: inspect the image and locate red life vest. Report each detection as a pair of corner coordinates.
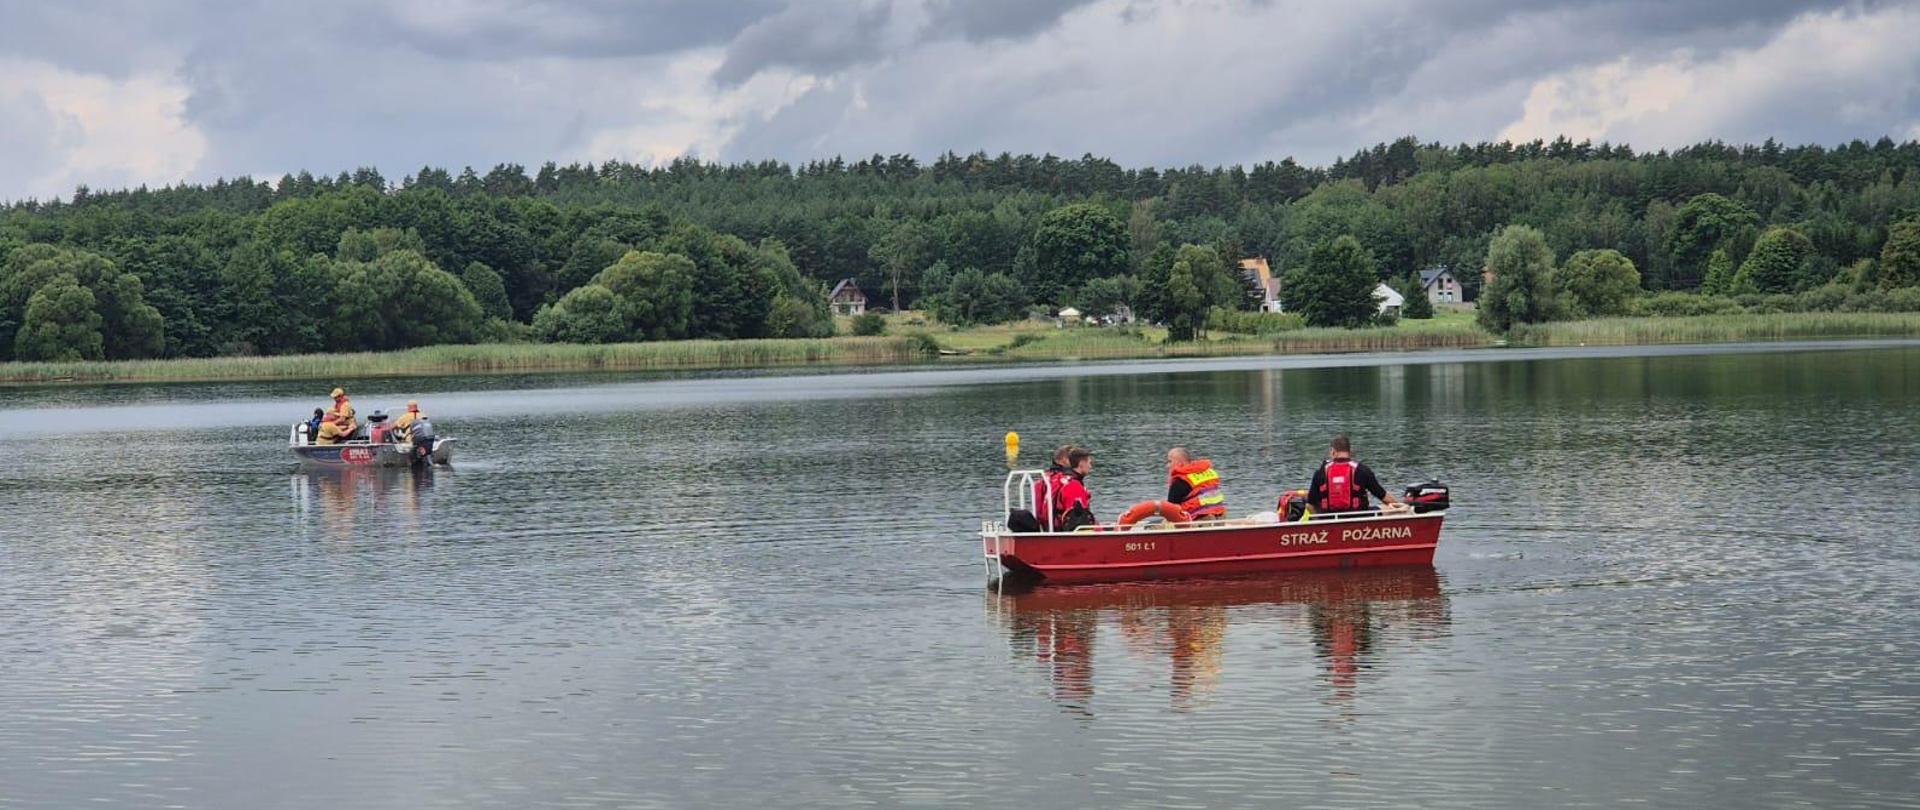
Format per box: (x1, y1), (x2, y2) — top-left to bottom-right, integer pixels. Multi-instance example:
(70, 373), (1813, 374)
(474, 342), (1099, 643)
(1054, 475), (1092, 526)
(1322, 459), (1362, 511)
(1034, 469), (1068, 530)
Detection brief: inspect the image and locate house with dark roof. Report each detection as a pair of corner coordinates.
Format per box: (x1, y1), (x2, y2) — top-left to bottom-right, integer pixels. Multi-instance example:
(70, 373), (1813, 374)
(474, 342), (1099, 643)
(828, 278), (866, 316)
(1419, 266), (1464, 304)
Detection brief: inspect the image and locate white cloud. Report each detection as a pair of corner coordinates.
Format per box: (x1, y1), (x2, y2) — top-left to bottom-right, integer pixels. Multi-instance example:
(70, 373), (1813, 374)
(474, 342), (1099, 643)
(575, 50), (818, 165)
(1497, 5), (1920, 147)
(1499, 59), (1696, 144)
(0, 59), (206, 200)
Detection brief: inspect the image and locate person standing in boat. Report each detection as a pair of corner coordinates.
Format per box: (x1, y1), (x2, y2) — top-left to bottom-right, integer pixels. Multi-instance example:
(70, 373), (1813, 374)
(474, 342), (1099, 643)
(1049, 448), (1097, 531)
(315, 387), (358, 444)
(1166, 447), (1227, 521)
(1305, 434), (1402, 514)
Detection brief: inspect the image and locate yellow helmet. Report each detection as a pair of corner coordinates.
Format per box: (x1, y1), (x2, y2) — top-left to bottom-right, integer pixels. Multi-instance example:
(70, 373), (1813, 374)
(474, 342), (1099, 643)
(330, 387), (345, 398)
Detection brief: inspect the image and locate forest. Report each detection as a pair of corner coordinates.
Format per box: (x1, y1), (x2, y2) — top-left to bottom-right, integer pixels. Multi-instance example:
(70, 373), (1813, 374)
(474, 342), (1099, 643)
(4, 135), (1920, 361)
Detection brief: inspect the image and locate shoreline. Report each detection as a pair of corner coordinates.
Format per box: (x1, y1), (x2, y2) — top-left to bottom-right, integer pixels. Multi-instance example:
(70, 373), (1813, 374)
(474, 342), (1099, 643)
(3, 312), (1918, 386)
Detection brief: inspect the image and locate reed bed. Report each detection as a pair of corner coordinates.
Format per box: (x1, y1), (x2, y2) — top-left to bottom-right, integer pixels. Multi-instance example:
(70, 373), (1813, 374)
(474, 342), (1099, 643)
(1268, 323), (1491, 353)
(0, 337), (924, 384)
(1510, 312), (1920, 346)
(998, 321), (1491, 360)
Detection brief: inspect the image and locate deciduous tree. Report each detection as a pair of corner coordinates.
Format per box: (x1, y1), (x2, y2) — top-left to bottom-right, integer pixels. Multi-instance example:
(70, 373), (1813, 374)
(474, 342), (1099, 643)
(13, 275), (104, 361)
(1026, 203), (1128, 305)
(1284, 236), (1380, 328)
(1732, 226), (1816, 294)
(1879, 218), (1920, 289)
(1477, 225), (1556, 331)
(1664, 193), (1758, 289)
(1553, 249), (1640, 318)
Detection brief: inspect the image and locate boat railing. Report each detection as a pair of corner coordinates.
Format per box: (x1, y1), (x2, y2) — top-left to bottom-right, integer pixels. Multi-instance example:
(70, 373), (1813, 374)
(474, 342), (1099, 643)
(986, 468), (1052, 580)
(1130, 503), (1435, 529)
(1000, 468), (1051, 527)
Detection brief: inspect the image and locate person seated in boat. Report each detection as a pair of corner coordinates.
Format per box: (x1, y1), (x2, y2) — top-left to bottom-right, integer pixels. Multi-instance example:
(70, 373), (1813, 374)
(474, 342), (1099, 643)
(1032, 444), (1075, 521)
(315, 387), (358, 444)
(304, 408), (325, 442)
(1305, 434), (1403, 515)
(1044, 448), (1097, 531)
(392, 399), (424, 432)
(1166, 447), (1227, 521)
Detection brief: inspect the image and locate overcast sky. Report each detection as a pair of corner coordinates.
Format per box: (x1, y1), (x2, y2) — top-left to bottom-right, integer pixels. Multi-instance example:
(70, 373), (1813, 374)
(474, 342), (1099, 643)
(3, 0), (1918, 201)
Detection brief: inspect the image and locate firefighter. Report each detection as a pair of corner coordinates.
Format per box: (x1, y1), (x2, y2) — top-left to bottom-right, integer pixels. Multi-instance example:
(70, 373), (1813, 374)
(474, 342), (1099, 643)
(1032, 444), (1075, 530)
(1305, 434), (1403, 514)
(1165, 447), (1227, 520)
(316, 387), (358, 444)
(1047, 448), (1097, 531)
(393, 399), (424, 432)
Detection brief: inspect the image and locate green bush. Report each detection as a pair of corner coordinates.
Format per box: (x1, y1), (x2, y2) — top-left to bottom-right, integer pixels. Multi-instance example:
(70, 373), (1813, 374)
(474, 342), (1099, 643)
(1733, 293), (1798, 314)
(1205, 307), (1305, 335)
(1795, 285), (1849, 312)
(1624, 286), (1920, 319)
(1630, 292), (1744, 317)
(1838, 289), (1892, 313)
(904, 331), (942, 356)
(850, 312), (887, 336)
(1886, 287), (1920, 311)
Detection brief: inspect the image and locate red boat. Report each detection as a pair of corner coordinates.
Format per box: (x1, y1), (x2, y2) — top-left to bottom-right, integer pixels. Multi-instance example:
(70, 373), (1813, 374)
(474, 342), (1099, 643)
(982, 470), (1448, 585)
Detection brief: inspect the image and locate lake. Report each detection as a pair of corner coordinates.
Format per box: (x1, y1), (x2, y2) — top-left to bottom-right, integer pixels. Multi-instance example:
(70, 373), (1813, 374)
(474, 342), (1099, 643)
(2, 341), (1917, 809)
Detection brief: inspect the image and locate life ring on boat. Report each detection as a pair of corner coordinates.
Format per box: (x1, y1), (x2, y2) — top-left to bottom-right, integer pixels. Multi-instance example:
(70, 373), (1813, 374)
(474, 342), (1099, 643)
(1117, 499), (1192, 527)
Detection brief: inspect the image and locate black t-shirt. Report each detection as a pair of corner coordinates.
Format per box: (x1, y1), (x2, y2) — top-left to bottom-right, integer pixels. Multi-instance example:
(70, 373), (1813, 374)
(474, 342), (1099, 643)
(1167, 475), (1192, 505)
(1306, 459), (1386, 510)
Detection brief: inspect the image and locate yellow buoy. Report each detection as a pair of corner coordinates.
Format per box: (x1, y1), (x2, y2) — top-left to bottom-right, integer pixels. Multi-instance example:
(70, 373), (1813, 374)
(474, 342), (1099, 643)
(1004, 431), (1020, 466)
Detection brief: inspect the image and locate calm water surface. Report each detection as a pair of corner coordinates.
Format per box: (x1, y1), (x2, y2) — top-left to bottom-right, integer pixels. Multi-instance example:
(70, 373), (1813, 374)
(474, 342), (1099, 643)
(2, 342), (1917, 809)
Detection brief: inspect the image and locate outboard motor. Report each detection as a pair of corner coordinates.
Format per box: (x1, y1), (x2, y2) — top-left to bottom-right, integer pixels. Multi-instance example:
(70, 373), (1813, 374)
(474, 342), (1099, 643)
(1403, 480), (1451, 513)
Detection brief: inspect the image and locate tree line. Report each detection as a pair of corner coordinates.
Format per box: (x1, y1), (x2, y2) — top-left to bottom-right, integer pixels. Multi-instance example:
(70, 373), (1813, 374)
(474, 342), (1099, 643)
(4, 136), (1920, 361)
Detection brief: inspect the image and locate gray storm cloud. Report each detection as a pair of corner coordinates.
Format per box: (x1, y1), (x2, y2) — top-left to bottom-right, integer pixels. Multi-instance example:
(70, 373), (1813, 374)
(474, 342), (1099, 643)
(0, 0), (1913, 201)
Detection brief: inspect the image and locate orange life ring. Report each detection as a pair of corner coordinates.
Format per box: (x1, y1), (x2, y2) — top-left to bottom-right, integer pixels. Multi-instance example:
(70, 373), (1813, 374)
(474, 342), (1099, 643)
(1117, 499), (1192, 527)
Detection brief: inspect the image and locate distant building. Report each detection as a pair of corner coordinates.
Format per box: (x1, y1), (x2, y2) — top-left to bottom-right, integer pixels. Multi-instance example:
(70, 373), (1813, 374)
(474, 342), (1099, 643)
(828, 278), (866, 316)
(1057, 306), (1083, 324)
(1419, 266), (1463, 304)
(1374, 282), (1404, 318)
(1240, 257), (1284, 313)
(1237, 256), (1401, 318)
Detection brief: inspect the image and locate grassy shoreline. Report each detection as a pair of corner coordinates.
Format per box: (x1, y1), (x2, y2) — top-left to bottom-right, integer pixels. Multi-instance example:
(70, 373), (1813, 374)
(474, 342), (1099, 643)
(3, 310), (1917, 385)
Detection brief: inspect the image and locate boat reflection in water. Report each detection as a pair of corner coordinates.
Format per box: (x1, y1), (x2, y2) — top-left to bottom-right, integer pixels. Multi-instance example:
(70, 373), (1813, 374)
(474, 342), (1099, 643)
(990, 566), (1451, 714)
(290, 466), (445, 541)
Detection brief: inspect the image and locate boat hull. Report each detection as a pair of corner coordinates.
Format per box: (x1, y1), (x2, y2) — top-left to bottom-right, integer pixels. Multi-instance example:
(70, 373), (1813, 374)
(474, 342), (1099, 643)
(291, 439), (455, 469)
(983, 511), (1443, 585)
